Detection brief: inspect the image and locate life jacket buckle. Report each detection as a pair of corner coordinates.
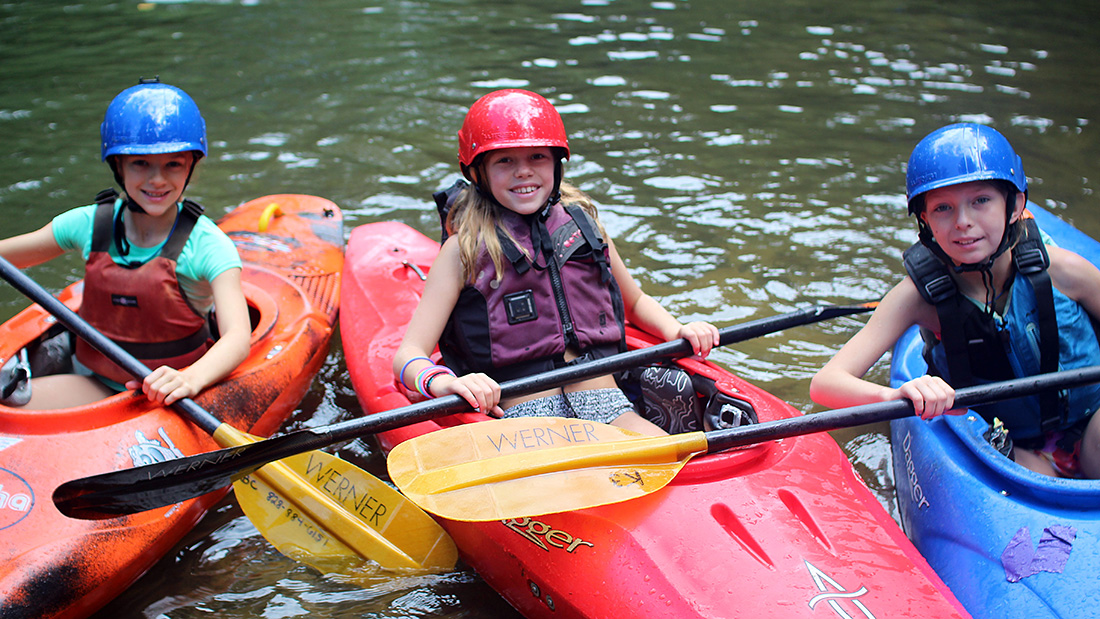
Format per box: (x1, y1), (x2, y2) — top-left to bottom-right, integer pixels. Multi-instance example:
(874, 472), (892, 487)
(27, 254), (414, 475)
(1040, 412), (1064, 434)
(923, 274), (955, 304)
(1014, 246), (1048, 275)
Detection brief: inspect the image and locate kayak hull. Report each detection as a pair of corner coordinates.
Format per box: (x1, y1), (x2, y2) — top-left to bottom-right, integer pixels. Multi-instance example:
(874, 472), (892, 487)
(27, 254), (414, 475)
(342, 221), (969, 618)
(890, 203), (1100, 618)
(0, 194), (344, 619)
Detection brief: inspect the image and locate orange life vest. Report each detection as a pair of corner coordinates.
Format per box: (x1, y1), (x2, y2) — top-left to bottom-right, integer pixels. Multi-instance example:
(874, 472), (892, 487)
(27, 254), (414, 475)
(76, 194), (212, 385)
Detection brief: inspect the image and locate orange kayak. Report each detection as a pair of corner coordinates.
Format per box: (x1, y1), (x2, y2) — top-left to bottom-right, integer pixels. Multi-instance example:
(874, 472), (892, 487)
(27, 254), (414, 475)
(0, 195), (344, 619)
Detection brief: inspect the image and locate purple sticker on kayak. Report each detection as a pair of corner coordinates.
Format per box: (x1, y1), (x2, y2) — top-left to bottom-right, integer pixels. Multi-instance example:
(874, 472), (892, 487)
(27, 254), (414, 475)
(1001, 525), (1077, 582)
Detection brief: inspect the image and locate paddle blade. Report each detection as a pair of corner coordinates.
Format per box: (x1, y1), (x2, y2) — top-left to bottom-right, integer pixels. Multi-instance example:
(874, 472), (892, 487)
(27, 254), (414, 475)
(235, 466), (357, 564)
(213, 423), (457, 572)
(234, 450), (457, 572)
(387, 417), (708, 522)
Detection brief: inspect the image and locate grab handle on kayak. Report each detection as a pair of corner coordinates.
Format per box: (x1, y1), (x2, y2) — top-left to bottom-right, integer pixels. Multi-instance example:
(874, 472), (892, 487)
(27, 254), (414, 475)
(402, 260), (427, 281)
(259, 202), (284, 233)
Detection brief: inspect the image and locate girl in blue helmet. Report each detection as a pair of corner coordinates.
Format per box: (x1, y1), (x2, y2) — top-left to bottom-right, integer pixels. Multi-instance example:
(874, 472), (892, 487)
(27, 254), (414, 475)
(0, 78), (250, 409)
(810, 123), (1100, 478)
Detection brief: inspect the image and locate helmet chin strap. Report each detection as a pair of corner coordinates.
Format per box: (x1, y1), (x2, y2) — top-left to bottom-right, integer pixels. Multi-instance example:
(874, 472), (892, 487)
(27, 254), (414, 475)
(123, 195), (146, 214)
(107, 153), (200, 215)
(917, 195), (1018, 316)
(919, 223), (1013, 275)
(469, 157), (564, 217)
(917, 189), (1019, 275)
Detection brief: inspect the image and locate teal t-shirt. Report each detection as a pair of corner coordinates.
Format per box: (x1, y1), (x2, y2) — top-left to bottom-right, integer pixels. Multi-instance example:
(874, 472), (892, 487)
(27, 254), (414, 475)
(52, 201), (242, 314)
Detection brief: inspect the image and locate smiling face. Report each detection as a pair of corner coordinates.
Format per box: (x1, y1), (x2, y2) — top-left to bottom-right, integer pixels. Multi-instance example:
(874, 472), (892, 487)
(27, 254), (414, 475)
(919, 180), (1024, 265)
(117, 152), (195, 217)
(482, 146), (556, 215)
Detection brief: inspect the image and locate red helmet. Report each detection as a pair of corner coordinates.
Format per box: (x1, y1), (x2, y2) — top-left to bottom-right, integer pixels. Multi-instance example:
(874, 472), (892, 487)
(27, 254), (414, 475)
(457, 89), (570, 175)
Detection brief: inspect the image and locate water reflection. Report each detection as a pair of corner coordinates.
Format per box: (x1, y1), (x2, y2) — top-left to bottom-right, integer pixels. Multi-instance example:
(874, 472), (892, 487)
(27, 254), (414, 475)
(1, 0), (1097, 616)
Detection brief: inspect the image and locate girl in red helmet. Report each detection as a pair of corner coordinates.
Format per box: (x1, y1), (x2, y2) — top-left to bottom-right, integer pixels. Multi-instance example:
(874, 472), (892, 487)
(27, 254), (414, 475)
(393, 89), (719, 436)
(0, 79), (250, 410)
(810, 124), (1100, 477)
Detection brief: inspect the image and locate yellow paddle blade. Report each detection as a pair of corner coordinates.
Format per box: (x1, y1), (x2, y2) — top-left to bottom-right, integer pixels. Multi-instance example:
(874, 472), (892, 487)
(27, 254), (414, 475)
(387, 417), (709, 522)
(214, 425), (457, 572)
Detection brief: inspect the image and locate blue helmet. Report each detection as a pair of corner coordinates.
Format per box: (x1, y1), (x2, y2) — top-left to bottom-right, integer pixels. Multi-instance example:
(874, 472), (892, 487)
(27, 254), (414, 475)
(100, 79), (207, 161)
(905, 123), (1026, 215)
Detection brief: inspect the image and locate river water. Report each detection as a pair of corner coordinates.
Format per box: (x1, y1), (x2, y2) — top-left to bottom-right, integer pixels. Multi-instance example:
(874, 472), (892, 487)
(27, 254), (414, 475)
(2, 0), (1098, 617)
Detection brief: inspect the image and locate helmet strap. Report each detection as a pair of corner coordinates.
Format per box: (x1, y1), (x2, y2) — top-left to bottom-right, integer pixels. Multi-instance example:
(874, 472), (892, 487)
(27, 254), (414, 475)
(469, 154), (565, 215)
(106, 156), (126, 194)
(108, 152), (199, 214)
(917, 189), (1022, 316)
(180, 152), (199, 196)
(550, 154), (564, 204)
(468, 159), (505, 212)
(916, 186), (1021, 275)
(123, 195), (146, 214)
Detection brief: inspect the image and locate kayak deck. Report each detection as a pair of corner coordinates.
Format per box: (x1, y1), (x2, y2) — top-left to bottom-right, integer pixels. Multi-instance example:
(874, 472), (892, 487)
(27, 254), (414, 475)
(341, 220), (969, 619)
(0, 194), (344, 619)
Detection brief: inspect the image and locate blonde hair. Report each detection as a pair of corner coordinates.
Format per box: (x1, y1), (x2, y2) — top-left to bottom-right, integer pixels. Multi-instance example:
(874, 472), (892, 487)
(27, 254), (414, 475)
(446, 182), (607, 284)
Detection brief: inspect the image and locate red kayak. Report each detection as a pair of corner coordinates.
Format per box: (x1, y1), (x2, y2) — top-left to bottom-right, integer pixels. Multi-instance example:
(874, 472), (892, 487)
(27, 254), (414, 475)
(341, 221), (970, 618)
(0, 195), (344, 619)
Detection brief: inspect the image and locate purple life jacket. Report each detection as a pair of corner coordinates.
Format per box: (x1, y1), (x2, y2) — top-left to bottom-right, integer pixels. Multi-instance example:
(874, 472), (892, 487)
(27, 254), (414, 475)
(439, 201), (626, 382)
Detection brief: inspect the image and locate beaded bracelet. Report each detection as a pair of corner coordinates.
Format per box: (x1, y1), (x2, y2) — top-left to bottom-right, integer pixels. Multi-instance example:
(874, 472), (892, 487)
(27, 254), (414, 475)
(415, 364), (455, 398)
(399, 356), (432, 390)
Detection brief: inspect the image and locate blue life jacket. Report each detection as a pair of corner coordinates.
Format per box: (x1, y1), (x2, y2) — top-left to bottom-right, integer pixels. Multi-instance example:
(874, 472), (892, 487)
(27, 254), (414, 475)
(904, 218), (1100, 439)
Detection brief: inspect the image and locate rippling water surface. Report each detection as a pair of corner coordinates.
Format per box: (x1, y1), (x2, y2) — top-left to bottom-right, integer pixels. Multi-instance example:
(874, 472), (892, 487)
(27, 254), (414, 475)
(2, 0), (1098, 616)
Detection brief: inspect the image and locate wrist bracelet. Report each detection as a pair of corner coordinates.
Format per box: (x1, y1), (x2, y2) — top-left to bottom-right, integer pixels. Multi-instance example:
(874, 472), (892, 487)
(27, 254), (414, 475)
(424, 371), (447, 396)
(399, 356), (432, 390)
(415, 364), (455, 398)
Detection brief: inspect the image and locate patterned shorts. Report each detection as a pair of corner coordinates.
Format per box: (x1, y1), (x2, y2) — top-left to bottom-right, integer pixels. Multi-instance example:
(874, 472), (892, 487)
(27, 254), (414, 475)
(502, 388), (635, 424)
(1035, 432), (1083, 479)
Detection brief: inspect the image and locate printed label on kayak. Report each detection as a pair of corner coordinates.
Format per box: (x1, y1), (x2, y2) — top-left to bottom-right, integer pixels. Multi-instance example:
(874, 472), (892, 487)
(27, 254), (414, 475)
(0, 467), (34, 530)
(230, 233), (297, 254)
(804, 560), (876, 619)
(129, 428), (185, 466)
(503, 517), (595, 554)
(900, 431), (931, 510)
(0, 436), (21, 453)
(486, 420), (602, 453)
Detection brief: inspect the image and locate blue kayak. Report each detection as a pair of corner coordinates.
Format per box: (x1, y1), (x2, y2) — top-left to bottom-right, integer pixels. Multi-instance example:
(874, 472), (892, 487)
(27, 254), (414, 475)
(889, 203), (1100, 618)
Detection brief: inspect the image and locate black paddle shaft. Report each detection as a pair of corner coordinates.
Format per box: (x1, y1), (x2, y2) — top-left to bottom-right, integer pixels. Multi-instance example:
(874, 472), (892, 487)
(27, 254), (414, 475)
(49, 302), (876, 518)
(705, 365), (1100, 452)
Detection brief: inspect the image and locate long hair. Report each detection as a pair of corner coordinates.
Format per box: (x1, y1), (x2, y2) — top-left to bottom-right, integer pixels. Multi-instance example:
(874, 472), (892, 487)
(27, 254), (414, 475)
(445, 182), (607, 284)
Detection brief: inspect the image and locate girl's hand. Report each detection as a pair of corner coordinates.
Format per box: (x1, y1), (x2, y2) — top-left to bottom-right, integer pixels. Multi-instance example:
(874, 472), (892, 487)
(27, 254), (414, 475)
(894, 375), (956, 420)
(126, 365), (203, 406)
(677, 321), (721, 358)
(430, 372), (504, 417)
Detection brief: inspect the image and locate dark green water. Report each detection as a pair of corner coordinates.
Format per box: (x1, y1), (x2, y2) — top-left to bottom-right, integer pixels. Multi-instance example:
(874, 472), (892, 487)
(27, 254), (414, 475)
(1, 0), (1098, 616)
